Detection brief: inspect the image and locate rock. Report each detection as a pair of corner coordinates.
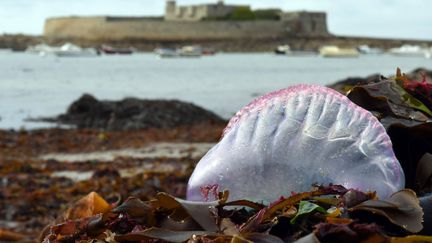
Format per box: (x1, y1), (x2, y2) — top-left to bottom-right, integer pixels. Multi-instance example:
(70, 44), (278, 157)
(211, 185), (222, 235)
(328, 74), (382, 94)
(407, 67), (432, 81)
(55, 94), (226, 130)
(328, 68), (432, 94)
(0, 34), (43, 51)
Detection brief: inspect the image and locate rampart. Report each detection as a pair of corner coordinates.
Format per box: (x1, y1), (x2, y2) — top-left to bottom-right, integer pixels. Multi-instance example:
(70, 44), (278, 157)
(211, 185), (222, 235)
(44, 16), (328, 42)
(39, 16), (432, 52)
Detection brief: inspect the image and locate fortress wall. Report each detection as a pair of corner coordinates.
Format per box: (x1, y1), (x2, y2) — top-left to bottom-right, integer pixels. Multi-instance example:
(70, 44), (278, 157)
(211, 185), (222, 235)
(44, 17), (107, 40)
(44, 17), (290, 41)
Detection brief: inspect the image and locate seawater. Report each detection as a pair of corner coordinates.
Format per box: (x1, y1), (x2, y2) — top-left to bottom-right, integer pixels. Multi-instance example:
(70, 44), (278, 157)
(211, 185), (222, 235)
(0, 52), (431, 130)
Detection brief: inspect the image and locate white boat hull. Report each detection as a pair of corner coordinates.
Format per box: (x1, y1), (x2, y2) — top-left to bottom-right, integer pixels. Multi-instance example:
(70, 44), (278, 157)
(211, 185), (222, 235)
(53, 50), (98, 57)
(389, 45), (431, 58)
(320, 46), (359, 58)
(154, 46), (202, 58)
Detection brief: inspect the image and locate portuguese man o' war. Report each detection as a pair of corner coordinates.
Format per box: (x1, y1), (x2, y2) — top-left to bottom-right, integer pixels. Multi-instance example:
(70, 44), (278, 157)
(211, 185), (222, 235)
(187, 84), (405, 202)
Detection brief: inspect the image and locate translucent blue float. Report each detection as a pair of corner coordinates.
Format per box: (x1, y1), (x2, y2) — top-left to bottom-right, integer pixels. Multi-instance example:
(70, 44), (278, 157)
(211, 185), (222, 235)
(187, 84), (404, 202)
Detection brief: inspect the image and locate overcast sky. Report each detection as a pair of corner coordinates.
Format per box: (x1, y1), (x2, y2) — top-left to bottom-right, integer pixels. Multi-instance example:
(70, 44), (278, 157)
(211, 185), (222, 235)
(0, 0), (431, 40)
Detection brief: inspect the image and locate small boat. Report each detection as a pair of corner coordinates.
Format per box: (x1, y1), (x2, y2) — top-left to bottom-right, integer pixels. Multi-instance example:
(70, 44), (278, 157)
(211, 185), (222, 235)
(25, 43), (59, 56)
(178, 45), (202, 57)
(275, 45), (291, 55)
(154, 48), (178, 58)
(319, 45), (359, 58)
(274, 45), (317, 56)
(155, 45), (203, 58)
(427, 47), (432, 59)
(389, 44), (430, 58)
(357, 45), (383, 55)
(53, 43), (99, 57)
(201, 47), (217, 56)
(26, 43), (99, 57)
(100, 45), (134, 55)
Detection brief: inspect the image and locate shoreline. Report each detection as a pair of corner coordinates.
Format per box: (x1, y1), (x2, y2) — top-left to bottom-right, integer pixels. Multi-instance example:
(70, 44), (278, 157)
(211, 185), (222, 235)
(2, 34), (432, 52)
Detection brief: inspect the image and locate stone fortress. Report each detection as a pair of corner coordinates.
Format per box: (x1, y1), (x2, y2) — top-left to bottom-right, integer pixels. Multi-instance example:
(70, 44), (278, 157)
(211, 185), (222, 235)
(44, 0), (330, 42)
(42, 0), (429, 51)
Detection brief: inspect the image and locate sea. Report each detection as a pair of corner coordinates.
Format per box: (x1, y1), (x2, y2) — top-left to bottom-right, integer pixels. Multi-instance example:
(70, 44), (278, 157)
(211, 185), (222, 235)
(0, 51), (431, 130)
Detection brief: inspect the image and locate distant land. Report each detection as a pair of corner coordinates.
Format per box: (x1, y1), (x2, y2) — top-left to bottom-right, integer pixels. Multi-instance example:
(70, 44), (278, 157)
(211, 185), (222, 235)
(1, 1), (431, 52)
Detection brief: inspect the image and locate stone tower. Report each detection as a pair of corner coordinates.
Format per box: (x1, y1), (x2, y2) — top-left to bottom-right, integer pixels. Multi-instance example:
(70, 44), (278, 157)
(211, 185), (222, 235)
(165, 0), (176, 21)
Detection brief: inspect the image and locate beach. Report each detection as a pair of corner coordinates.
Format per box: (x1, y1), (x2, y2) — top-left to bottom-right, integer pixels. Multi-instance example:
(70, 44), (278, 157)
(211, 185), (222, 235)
(0, 124), (225, 238)
(1, 51), (432, 240)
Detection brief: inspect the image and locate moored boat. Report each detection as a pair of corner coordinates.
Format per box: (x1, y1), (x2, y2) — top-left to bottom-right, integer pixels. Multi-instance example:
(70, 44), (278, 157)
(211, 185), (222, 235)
(26, 43), (99, 57)
(178, 45), (202, 57)
(25, 43), (59, 56)
(100, 45), (134, 55)
(53, 43), (99, 57)
(357, 45), (383, 55)
(427, 47), (432, 58)
(274, 45), (291, 55)
(389, 44), (430, 58)
(319, 45), (359, 58)
(201, 47), (217, 56)
(274, 45), (317, 56)
(154, 48), (178, 58)
(155, 45), (204, 58)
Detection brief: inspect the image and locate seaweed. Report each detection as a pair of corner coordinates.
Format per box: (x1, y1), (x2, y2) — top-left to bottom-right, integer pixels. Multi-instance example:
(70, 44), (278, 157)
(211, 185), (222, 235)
(3, 69), (432, 242)
(39, 185), (428, 243)
(346, 70), (432, 193)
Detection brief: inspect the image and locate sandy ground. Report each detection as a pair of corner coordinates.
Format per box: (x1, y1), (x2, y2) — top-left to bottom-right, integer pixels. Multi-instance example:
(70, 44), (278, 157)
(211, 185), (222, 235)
(40, 142), (215, 162)
(44, 142), (215, 181)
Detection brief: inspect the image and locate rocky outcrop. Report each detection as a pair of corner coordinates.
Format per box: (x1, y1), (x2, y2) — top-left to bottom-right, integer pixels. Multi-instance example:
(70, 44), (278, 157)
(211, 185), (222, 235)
(408, 67), (432, 81)
(328, 68), (432, 94)
(51, 94), (226, 130)
(0, 34), (43, 51)
(328, 74), (382, 93)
